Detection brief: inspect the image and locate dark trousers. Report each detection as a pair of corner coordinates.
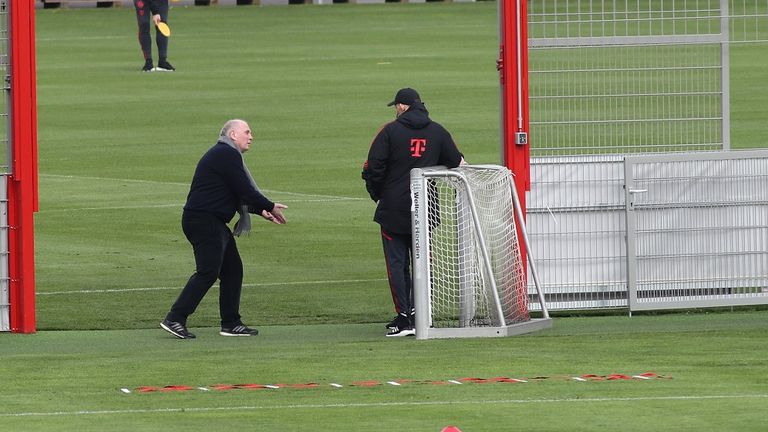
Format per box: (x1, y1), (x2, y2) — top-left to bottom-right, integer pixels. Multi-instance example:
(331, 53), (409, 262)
(381, 228), (413, 315)
(134, 0), (169, 61)
(166, 211), (243, 327)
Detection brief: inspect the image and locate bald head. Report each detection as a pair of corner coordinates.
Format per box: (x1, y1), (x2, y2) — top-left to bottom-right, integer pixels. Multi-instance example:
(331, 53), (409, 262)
(220, 119), (253, 153)
(220, 119), (247, 138)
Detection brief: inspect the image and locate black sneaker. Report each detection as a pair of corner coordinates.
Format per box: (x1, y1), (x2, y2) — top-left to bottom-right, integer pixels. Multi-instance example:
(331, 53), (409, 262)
(385, 314), (401, 329)
(386, 324), (415, 337)
(142, 59), (154, 72)
(156, 59), (175, 72)
(160, 319), (196, 339)
(387, 313), (411, 329)
(386, 313), (415, 337)
(220, 324), (258, 337)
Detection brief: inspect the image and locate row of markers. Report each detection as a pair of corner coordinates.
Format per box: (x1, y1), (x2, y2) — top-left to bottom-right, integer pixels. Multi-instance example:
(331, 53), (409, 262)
(120, 372), (669, 394)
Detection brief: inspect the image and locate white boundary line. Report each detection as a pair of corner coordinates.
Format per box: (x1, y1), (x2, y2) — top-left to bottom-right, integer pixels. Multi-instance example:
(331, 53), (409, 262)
(39, 204), (185, 213)
(2, 394), (767, 417)
(40, 173), (365, 202)
(37, 36), (127, 42)
(37, 278), (388, 296)
(41, 173), (188, 187)
(38, 194), (361, 213)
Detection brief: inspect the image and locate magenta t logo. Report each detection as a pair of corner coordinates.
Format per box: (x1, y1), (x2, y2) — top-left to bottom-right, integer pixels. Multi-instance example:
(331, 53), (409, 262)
(410, 139), (427, 157)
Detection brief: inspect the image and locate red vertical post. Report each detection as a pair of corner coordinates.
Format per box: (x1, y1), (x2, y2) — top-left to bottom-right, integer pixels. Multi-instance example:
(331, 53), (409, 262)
(8, 0), (39, 333)
(498, 0), (530, 270)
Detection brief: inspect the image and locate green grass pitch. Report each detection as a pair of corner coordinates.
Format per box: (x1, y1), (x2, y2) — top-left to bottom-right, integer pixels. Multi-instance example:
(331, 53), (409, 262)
(1, 2), (767, 430)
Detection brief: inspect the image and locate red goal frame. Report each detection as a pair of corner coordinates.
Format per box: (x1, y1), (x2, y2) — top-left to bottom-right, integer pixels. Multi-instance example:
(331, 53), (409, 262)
(5, 0), (523, 333)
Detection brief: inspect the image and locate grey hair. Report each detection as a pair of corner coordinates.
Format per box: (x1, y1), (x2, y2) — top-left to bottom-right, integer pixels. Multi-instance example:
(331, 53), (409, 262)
(220, 119), (247, 137)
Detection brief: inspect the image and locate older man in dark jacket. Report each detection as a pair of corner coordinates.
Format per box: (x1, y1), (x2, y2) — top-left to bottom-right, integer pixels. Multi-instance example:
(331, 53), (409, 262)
(161, 119), (287, 339)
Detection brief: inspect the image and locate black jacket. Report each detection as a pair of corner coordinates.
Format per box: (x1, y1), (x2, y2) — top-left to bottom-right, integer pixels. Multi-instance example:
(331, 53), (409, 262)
(184, 141), (274, 223)
(362, 102), (462, 234)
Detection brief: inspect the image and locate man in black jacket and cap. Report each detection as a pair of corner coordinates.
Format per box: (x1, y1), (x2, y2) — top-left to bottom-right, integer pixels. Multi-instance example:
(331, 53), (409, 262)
(362, 88), (464, 337)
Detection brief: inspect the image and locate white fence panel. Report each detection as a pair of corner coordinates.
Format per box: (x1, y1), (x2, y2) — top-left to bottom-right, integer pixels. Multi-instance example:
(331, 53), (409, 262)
(528, 156), (627, 310)
(625, 150), (768, 311)
(527, 151), (768, 312)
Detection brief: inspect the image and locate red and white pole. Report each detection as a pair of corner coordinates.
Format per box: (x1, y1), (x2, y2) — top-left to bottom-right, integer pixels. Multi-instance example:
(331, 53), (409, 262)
(8, 0), (39, 333)
(498, 0), (530, 269)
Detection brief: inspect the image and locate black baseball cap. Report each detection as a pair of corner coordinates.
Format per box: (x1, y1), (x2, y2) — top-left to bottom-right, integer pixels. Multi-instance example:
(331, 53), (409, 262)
(387, 88), (420, 106)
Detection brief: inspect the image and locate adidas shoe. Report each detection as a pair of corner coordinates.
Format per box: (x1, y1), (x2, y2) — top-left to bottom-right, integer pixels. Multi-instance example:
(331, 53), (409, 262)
(386, 313), (415, 337)
(386, 324), (415, 337)
(385, 314), (401, 329)
(142, 59), (154, 72)
(160, 319), (196, 339)
(220, 323), (259, 336)
(156, 59), (175, 72)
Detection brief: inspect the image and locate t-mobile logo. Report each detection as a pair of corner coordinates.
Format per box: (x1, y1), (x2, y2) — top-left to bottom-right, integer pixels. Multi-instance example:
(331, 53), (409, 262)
(410, 139), (427, 157)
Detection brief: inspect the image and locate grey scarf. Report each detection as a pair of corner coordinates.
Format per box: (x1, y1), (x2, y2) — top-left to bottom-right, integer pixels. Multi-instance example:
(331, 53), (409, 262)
(220, 136), (259, 237)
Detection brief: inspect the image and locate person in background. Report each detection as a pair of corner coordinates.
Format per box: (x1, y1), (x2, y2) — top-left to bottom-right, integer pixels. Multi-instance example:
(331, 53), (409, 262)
(133, 0), (175, 71)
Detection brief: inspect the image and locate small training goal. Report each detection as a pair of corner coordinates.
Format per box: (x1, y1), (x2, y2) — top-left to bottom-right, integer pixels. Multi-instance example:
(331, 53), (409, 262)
(410, 165), (551, 339)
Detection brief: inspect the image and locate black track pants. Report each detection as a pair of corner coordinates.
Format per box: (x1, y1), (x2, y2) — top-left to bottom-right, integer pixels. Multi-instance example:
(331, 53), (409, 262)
(166, 211), (244, 328)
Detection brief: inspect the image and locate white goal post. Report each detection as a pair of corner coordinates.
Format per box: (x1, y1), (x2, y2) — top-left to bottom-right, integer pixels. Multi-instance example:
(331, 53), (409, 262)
(410, 165), (551, 339)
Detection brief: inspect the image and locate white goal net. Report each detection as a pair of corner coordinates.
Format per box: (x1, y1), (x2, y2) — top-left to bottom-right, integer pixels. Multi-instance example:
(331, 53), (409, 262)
(410, 165), (551, 339)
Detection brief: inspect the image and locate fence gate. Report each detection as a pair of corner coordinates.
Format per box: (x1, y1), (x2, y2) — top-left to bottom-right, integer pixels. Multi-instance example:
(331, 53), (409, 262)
(528, 156), (627, 310)
(624, 150), (768, 311)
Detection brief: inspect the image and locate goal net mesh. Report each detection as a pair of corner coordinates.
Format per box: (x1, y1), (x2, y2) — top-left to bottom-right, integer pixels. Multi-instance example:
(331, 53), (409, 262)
(424, 166), (529, 328)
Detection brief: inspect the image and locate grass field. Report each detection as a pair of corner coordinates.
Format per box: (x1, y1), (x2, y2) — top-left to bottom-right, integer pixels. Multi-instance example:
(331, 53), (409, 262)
(33, 2), (506, 331)
(1, 2), (767, 430)
(3, 311), (768, 430)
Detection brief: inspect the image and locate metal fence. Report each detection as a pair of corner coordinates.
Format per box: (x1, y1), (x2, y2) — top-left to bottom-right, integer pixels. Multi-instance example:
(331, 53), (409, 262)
(528, 0), (768, 157)
(625, 151), (768, 311)
(0, 0), (8, 331)
(528, 0), (738, 155)
(528, 150), (768, 312)
(1, 175), (7, 331)
(525, 1), (768, 312)
(528, 155), (628, 310)
(0, 0), (8, 173)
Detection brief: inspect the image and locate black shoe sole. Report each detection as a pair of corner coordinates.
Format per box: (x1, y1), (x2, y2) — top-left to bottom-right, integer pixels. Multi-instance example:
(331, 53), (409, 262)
(385, 328), (415, 337)
(219, 331), (258, 336)
(219, 327), (258, 336)
(160, 321), (195, 339)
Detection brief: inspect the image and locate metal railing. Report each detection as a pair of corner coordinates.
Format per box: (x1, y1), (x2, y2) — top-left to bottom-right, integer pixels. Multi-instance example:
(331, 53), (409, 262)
(527, 150), (768, 312)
